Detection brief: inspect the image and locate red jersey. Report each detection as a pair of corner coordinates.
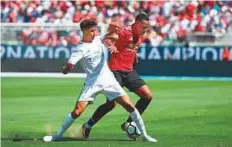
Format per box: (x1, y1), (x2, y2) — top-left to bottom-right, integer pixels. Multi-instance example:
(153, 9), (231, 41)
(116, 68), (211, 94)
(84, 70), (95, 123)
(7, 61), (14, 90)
(108, 25), (143, 72)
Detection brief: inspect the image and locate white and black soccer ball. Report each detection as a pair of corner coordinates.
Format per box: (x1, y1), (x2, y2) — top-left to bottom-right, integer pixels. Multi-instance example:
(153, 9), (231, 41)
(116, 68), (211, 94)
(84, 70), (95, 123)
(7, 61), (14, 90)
(125, 122), (141, 140)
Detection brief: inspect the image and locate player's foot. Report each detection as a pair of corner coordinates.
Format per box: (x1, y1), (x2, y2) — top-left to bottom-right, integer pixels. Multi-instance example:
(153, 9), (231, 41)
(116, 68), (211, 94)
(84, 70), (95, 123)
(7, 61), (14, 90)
(43, 135), (60, 142)
(120, 122), (130, 131)
(142, 135), (157, 143)
(82, 123), (92, 139)
(43, 135), (53, 142)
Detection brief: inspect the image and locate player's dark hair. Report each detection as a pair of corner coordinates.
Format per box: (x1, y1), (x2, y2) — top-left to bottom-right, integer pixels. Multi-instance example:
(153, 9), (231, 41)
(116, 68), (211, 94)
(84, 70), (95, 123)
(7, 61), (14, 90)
(135, 12), (149, 21)
(80, 19), (98, 31)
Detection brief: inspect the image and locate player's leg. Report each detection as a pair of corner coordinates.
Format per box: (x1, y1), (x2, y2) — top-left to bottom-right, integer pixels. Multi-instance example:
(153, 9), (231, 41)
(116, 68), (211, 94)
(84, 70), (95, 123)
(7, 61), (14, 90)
(84, 71), (123, 130)
(44, 85), (97, 142)
(122, 71), (153, 128)
(101, 83), (156, 142)
(125, 85), (152, 122)
(82, 100), (117, 139)
(84, 100), (116, 128)
(115, 95), (157, 142)
(44, 101), (89, 142)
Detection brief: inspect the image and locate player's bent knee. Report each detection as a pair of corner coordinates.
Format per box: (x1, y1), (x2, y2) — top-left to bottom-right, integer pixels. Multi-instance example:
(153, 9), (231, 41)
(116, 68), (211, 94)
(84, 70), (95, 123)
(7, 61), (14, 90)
(144, 90), (153, 101)
(146, 93), (153, 101)
(136, 85), (153, 101)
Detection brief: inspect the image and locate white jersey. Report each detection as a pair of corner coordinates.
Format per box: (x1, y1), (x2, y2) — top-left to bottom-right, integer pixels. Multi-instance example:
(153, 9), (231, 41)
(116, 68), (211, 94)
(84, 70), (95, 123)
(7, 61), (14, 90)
(68, 36), (117, 86)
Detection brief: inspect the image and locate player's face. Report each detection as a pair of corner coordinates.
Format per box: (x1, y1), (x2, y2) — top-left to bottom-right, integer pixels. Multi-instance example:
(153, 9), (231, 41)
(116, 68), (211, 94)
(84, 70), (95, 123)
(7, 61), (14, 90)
(135, 20), (150, 36)
(84, 26), (98, 41)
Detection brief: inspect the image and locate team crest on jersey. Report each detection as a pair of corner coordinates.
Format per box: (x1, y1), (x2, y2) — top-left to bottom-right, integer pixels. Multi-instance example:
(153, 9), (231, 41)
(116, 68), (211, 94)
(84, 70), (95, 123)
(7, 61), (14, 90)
(87, 51), (101, 62)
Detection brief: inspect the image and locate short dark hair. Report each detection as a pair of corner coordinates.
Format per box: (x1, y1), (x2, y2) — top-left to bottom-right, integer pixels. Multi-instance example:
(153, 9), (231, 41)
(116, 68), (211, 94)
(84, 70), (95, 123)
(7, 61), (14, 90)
(135, 12), (149, 21)
(80, 19), (98, 31)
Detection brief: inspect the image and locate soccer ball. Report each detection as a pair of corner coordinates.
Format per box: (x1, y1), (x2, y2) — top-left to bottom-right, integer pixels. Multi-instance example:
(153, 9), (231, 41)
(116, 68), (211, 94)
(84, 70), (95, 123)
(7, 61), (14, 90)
(125, 122), (141, 140)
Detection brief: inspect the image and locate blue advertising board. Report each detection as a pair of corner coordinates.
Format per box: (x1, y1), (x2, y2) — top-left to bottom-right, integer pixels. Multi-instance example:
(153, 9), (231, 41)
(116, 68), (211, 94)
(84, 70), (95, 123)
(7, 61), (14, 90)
(1, 44), (232, 77)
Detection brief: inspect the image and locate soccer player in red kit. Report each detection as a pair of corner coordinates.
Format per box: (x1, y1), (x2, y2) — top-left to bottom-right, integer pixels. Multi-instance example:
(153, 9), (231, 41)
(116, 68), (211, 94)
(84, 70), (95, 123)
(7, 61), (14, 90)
(82, 12), (153, 139)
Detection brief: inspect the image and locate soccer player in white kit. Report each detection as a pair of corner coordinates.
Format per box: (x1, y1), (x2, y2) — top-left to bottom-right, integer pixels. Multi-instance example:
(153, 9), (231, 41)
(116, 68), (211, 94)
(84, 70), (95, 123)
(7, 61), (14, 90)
(43, 19), (157, 143)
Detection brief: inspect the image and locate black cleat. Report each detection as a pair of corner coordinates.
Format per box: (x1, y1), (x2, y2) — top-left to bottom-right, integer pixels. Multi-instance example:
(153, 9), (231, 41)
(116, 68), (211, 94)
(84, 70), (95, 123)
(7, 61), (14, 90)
(82, 123), (91, 139)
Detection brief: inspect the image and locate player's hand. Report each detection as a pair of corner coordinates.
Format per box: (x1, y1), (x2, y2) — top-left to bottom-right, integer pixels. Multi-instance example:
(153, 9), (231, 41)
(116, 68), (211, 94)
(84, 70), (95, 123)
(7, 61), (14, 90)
(109, 22), (123, 33)
(62, 63), (74, 74)
(62, 66), (69, 74)
(108, 45), (118, 54)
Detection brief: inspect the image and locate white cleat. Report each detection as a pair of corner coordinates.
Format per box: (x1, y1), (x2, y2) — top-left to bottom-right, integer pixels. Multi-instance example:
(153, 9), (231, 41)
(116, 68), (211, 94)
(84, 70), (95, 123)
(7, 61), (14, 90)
(43, 135), (53, 142)
(142, 135), (158, 142)
(43, 135), (60, 142)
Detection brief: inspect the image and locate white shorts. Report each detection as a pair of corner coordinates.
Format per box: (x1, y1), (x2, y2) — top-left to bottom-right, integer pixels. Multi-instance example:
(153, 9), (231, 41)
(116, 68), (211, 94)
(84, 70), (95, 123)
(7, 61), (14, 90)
(78, 82), (126, 102)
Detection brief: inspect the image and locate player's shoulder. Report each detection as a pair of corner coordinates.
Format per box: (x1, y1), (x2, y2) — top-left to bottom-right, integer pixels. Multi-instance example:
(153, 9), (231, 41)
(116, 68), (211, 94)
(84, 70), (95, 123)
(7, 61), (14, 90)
(72, 42), (88, 53)
(75, 42), (85, 49)
(94, 36), (102, 41)
(93, 35), (104, 45)
(124, 25), (132, 31)
(119, 25), (132, 36)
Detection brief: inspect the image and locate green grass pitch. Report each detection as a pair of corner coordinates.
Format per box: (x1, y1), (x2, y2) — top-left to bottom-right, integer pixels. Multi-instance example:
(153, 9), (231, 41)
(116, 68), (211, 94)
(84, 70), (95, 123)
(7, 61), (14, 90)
(1, 77), (232, 147)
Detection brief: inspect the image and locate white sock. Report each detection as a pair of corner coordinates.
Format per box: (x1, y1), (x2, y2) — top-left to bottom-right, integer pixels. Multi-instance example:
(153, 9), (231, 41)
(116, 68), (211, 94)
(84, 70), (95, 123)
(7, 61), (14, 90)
(55, 113), (75, 139)
(129, 109), (148, 137)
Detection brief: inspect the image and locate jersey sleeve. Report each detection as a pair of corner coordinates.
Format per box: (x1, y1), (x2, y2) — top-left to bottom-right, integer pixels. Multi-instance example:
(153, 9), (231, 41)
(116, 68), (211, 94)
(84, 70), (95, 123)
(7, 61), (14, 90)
(68, 45), (84, 65)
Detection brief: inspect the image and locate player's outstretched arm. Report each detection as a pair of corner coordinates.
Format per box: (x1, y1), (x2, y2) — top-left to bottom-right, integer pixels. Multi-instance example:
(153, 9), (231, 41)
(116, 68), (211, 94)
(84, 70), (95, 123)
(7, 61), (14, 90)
(63, 47), (84, 74)
(103, 22), (122, 53)
(103, 36), (118, 54)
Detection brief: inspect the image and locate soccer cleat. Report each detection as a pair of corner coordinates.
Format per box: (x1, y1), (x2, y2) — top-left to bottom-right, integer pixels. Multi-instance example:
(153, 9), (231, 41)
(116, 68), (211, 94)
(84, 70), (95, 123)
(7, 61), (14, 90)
(43, 135), (53, 142)
(121, 122), (130, 131)
(43, 135), (54, 142)
(43, 135), (60, 142)
(82, 123), (92, 139)
(142, 135), (157, 143)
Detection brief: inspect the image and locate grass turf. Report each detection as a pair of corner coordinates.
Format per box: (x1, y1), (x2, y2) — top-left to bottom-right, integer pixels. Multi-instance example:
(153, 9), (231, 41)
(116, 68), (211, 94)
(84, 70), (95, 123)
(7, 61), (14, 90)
(1, 77), (232, 147)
